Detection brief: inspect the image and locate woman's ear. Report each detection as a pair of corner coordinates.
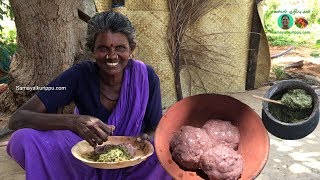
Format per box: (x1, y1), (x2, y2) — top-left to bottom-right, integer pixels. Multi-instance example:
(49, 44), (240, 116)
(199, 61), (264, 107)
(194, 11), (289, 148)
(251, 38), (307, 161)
(130, 45), (135, 53)
(130, 47), (135, 56)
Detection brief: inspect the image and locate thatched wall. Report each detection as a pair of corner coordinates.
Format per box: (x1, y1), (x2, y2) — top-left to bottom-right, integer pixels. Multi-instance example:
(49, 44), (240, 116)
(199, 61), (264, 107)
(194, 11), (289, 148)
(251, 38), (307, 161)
(94, 0), (270, 108)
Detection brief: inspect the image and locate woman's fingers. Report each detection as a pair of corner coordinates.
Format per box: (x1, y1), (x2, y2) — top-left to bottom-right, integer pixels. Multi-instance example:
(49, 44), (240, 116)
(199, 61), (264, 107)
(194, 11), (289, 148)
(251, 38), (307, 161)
(89, 125), (108, 143)
(87, 128), (104, 145)
(78, 127), (96, 147)
(136, 133), (150, 142)
(100, 124), (115, 136)
(89, 118), (114, 141)
(75, 115), (116, 146)
(76, 121), (103, 146)
(90, 124), (114, 143)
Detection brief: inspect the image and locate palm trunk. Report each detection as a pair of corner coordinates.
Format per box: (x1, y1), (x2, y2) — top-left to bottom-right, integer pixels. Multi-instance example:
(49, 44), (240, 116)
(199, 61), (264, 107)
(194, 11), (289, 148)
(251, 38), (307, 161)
(0, 0), (95, 114)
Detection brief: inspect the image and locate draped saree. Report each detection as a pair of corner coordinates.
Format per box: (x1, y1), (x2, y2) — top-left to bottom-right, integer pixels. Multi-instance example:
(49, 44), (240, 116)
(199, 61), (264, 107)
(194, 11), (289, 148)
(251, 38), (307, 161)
(7, 60), (171, 180)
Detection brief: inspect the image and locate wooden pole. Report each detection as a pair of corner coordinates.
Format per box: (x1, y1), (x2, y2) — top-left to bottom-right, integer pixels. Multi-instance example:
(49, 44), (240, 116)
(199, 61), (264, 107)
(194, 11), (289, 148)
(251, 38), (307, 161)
(245, 0), (263, 90)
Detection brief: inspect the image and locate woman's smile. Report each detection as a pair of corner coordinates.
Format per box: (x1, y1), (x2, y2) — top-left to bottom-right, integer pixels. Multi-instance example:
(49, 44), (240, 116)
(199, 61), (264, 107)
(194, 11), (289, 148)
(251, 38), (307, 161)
(102, 59), (122, 74)
(105, 62), (120, 67)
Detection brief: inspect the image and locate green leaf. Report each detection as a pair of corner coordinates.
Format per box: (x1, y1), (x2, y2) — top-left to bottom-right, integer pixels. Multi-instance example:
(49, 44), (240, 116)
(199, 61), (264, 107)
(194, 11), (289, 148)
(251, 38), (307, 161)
(0, 7), (5, 14)
(310, 51), (320, 58)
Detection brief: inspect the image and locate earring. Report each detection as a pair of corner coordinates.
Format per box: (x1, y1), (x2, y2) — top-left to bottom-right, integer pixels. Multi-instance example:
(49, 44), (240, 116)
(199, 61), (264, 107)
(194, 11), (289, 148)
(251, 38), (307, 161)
(106, 55), (109, 60)
(129, 54), (133, 59)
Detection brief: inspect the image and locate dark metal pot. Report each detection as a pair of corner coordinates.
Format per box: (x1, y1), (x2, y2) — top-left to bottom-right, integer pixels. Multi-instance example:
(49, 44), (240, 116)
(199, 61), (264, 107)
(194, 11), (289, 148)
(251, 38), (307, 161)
(262, 80), (319, 140)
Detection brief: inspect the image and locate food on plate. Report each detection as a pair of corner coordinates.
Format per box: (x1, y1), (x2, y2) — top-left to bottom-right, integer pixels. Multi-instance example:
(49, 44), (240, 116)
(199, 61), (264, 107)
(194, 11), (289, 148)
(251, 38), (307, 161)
(170, 126), (212, 169)
(169, 119), (244, 180)
(82, 143), (136, 162)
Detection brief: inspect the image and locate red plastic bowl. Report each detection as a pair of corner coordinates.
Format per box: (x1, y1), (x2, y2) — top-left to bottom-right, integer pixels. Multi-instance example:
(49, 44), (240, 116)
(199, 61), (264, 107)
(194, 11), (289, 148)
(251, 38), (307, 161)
(155, 94), (270, 179)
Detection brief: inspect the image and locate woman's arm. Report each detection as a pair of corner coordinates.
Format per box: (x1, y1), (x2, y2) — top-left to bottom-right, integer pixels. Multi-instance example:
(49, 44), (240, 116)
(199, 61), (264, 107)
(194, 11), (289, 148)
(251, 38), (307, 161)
(9, 95), (114, 147)
(8, 63), (115, 147)
(9, 95), (71, 130)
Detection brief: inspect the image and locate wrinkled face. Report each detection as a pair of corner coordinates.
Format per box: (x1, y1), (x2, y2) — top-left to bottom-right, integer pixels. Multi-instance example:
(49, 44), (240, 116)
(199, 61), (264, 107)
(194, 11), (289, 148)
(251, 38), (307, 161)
(93, 31), (132, 76)
(282, 16), (289, 26)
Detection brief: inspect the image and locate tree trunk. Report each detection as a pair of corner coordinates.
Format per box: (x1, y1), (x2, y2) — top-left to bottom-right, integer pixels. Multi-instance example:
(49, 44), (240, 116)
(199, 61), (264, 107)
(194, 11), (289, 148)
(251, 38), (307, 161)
(0, 0), (95, 114)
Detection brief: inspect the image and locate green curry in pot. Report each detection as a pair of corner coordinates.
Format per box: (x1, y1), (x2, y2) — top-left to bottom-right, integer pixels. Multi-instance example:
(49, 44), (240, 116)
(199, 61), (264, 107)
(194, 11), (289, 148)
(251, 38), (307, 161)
(268, 89), (313, 123)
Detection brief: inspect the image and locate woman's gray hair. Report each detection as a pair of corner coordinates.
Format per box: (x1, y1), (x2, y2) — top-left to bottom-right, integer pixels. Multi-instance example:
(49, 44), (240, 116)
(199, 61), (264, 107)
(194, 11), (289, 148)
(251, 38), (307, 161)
(86, 11), (136, 52)
(281, 14), (290, 20)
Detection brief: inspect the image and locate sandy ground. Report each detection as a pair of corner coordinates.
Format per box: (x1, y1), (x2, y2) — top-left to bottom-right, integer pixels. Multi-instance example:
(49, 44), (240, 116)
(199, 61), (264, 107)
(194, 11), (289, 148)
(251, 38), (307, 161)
(269, 46), (320, 81)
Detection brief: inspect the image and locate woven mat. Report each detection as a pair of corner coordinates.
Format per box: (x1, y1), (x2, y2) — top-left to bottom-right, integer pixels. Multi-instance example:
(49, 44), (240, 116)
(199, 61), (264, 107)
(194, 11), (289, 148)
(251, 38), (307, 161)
(181, 0), (255, 96)
(126, 0), (168, 11)
(95, 0), (112, 12)
(93, 0), (271, 106)
(127, 10), (177, 108)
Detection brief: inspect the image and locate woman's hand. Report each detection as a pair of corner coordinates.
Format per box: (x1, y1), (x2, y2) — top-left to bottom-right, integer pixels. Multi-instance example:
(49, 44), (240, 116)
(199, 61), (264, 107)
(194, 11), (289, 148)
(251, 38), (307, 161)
(70, 115), (115, 147)
(136, 133), (150, 142)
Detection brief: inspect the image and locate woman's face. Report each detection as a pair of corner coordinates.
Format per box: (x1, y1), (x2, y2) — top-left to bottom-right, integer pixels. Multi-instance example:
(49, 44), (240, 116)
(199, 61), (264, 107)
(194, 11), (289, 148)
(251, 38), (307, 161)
(282, 16), (289, 26)
(93, 31), (132, 77)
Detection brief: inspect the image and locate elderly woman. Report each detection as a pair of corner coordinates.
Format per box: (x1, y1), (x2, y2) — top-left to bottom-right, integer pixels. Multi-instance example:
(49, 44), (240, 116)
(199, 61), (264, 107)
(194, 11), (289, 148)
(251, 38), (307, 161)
(7, 11), (171, 179)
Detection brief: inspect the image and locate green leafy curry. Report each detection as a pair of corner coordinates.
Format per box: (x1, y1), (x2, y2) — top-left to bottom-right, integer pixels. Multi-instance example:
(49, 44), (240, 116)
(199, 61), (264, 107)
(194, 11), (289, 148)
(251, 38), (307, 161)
(280, 89), (313, 109)
(268, 89), (313, 123)
(82, 145), (133, 162)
